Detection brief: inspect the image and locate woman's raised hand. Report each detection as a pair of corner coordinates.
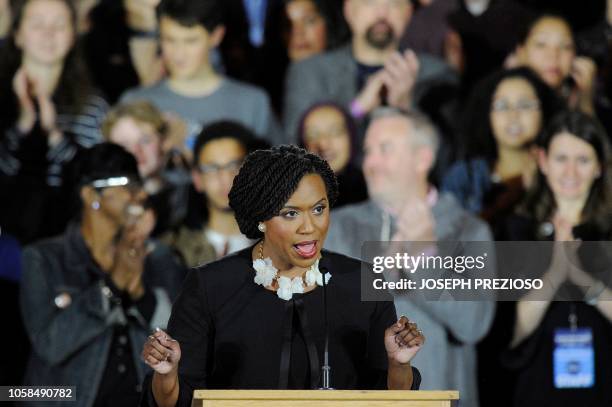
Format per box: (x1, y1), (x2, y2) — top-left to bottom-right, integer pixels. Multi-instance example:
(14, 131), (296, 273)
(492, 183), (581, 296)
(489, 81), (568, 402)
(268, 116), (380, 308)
(13, 67), (36, 133)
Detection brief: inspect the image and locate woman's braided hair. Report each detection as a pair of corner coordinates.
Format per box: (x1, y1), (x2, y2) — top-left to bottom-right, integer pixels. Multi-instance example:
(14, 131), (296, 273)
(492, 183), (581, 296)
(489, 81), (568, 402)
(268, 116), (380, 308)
(229, 145), (338, 239)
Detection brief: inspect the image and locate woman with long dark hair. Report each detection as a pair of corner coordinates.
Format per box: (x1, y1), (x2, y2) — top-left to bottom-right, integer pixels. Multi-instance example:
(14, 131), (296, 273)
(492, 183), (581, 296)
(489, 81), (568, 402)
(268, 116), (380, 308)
(442, 67), (562, 230)
(515, 13), (597, 115)
(281, 0), (348, 62)
(0, 0), (107, 243)
(501, 110), (612, 406)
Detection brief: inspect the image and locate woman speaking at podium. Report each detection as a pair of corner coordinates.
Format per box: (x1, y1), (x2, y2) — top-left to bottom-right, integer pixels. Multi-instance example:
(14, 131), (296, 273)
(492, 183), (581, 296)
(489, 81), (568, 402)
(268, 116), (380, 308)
(141, 145), (425, 407)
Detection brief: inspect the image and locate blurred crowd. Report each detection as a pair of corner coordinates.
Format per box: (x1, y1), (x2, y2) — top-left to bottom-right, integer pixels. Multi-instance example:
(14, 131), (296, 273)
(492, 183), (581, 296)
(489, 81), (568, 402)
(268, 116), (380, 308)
(1, 0), (612, 406)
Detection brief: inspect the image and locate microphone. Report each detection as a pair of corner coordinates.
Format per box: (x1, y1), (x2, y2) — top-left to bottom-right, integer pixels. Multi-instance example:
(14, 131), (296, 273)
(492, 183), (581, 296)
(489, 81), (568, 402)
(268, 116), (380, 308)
(319, 266), (333, 390)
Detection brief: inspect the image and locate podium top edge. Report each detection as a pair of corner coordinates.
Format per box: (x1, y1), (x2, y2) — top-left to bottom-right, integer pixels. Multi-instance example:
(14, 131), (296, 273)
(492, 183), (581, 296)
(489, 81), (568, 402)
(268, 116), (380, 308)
(192, 390), (460, 400)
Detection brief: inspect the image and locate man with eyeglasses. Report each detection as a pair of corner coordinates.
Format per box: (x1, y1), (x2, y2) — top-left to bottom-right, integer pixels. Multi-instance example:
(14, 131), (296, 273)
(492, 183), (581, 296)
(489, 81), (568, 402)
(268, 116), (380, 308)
(161, 121), (267, 268)
(283, 0), (457, 150)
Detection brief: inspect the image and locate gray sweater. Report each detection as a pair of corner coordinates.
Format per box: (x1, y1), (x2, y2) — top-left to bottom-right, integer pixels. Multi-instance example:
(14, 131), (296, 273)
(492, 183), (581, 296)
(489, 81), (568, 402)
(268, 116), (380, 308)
(325, 193), (495, 407)
(121, 78), (285, 147)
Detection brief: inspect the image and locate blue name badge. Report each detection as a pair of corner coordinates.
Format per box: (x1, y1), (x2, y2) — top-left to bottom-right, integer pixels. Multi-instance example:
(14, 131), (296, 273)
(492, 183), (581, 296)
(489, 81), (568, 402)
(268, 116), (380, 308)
(553, 328), (595, 389)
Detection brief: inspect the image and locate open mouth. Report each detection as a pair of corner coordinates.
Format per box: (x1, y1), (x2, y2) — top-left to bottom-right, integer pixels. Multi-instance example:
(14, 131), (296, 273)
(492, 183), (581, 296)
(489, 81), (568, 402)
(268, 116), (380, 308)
(505, 123), (524, 138)
(293, 240), (318, 259)
(559, 180), (580, 189)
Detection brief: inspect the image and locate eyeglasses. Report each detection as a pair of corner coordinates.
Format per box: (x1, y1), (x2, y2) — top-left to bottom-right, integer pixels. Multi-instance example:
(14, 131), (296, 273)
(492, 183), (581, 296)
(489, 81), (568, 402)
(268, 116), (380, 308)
(491, 99), (541, 114)
(90, 176), (142, 191)
(304, 126), (348, 143)
(135, 134), (158, 147)
(357, 0), (408, 8)
(197, 159), (243, 175)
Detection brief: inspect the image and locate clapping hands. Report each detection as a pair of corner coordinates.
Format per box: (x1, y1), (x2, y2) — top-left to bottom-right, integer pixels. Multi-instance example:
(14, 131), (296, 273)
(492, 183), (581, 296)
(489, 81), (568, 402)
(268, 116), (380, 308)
(13, 66), (61, 145)
(110, 207), (155, 300)
(355, 49), (420, 115)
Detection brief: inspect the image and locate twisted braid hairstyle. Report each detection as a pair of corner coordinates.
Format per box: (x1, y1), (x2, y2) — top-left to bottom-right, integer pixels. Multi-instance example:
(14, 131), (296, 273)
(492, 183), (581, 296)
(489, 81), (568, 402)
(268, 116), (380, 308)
(229, 145), (338, 239)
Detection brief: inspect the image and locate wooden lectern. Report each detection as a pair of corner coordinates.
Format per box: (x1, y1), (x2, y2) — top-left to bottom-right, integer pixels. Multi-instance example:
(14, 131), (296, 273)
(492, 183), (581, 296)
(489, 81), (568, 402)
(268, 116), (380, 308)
(192, 390), (459, 407)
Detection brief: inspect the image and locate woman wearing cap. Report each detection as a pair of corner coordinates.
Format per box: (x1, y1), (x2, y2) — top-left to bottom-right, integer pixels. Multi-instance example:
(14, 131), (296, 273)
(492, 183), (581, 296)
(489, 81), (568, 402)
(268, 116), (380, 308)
(20, 143), (186, 407)
(141, 145), (425, 407)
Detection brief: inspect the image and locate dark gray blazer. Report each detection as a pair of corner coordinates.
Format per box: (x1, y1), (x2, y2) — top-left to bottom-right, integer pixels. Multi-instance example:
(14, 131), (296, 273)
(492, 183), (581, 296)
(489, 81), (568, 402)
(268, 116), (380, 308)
(282, 44), (457, 142)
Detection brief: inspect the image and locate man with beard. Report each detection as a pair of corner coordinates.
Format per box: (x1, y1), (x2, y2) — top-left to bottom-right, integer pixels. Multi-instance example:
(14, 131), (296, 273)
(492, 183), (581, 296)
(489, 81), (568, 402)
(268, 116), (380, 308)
(161, 121), (264, 267)
(283, 0), (456, 151)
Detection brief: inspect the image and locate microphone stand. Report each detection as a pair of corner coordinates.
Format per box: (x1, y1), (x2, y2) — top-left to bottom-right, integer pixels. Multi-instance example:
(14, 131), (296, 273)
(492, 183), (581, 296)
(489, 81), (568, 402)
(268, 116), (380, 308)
(319, 267), (333, 390)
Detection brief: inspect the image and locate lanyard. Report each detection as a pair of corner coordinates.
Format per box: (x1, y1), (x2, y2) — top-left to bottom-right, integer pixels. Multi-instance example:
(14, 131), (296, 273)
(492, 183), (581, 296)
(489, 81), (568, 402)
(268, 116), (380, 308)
(381, 211), (391, 241)
(568, 302), (578, 331)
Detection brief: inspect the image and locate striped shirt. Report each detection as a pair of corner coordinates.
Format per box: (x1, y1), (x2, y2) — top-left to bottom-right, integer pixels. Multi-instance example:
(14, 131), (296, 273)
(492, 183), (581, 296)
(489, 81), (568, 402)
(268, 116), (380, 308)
(0, 94), (108, 186)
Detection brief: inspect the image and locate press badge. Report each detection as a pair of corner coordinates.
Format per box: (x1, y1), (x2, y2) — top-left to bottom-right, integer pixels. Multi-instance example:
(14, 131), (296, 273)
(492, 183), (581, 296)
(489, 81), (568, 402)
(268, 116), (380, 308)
(553, 328), (595, 389)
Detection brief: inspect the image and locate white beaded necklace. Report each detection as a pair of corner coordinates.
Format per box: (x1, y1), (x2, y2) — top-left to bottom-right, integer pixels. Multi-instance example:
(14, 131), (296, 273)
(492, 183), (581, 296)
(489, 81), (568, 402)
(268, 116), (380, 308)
(252, 240), (330, 301)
